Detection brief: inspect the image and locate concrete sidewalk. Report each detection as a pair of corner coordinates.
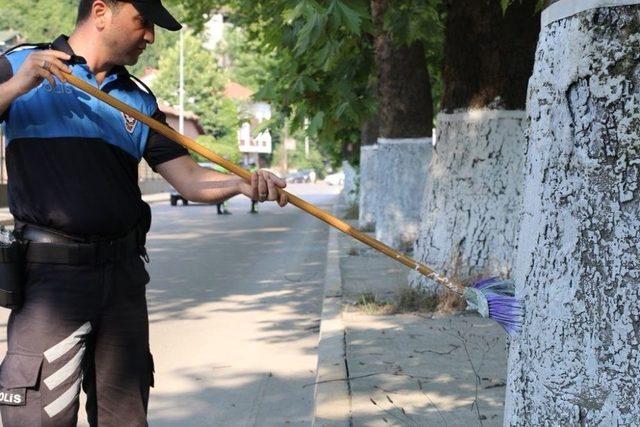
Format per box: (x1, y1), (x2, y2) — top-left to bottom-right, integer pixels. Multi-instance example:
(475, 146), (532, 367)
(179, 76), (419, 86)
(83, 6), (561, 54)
(0, 192), (170, 226)
(313, 206), (509, 426)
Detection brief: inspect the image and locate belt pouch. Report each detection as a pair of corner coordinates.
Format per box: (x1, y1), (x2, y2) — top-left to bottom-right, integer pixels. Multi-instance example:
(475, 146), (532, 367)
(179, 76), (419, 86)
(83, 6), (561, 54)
(0, 230), (24, 309)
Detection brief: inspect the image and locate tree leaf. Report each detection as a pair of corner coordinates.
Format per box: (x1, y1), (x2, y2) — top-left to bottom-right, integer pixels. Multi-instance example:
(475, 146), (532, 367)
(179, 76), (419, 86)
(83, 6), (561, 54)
(307, 111), (325, 135)
(335, 1), (362, 35)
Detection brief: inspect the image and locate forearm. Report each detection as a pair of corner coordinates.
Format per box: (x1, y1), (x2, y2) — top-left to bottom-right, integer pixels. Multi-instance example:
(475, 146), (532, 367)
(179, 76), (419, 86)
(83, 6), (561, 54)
(183, 169), (244, 204)
(157, 156), (247, 204)
(157, 155), (287, 207)
(0, 80), (21, 118)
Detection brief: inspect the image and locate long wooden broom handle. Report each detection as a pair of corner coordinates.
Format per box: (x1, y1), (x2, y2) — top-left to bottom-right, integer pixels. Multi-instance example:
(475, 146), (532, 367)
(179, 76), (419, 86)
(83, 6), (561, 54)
(63, 73), (465, 296)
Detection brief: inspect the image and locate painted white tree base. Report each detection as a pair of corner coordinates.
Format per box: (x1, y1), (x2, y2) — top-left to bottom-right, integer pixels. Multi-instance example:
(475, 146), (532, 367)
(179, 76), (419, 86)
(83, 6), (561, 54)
(505, 5), (640, 425)
(409, 110), (526, 292)
(374, 138), (432, 250)
(341, 160), (359, 207)
(358, 145), (378, 230)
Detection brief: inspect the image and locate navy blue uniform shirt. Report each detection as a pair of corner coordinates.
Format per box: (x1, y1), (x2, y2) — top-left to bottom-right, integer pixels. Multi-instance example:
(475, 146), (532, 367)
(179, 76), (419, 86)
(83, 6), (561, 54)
(0, 35), (189, 238)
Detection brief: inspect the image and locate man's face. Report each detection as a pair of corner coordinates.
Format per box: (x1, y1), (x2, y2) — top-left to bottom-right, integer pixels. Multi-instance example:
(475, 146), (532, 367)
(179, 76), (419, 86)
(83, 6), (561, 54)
(102, 2), (155, 66)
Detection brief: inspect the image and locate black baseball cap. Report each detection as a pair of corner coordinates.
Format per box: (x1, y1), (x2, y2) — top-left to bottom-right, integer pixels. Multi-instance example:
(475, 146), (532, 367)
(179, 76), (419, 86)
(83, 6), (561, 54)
(129, 0), (182, 31)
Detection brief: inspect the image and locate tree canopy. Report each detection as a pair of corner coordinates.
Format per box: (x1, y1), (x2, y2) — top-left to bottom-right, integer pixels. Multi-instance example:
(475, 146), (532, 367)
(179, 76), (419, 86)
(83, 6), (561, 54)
(176, 0), (443, 165)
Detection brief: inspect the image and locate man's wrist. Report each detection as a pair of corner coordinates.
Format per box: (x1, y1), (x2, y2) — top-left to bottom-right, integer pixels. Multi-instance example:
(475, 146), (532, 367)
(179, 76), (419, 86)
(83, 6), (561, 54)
(2, 78), (25, 99)
(232, 177), (247, 196)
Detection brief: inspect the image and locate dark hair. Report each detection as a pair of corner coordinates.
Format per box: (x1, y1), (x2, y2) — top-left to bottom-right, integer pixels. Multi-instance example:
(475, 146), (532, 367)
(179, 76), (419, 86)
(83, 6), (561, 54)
(76, 0), (122, 25)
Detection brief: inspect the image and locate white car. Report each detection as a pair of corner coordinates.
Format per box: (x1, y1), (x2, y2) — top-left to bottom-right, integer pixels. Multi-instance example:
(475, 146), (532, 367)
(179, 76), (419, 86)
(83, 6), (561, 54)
(324, 171), (345, 186)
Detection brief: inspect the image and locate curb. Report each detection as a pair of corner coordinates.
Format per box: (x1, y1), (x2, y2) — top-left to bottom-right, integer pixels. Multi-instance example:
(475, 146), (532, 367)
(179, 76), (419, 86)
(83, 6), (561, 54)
(312, 207), (351, 427)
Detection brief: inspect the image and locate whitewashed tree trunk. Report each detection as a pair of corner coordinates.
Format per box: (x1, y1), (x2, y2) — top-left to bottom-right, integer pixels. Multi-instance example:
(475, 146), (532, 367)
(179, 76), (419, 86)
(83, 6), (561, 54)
(410, 111), (526, 291)
(341, 160), (359, 207)
(505, 5), (640, 425)
(375, 138), (432, 250)
(358, 145), (378, 230)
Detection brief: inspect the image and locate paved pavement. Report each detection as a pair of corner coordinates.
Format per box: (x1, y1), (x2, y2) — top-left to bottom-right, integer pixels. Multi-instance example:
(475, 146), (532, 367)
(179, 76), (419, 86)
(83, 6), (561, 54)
(145, 183), (338, 426)
(0, 183), (341, 426)
(313, 206), (509, 427)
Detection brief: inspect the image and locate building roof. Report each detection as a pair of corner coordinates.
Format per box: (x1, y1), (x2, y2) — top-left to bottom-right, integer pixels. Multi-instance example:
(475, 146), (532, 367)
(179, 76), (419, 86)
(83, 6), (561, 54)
(157, 101), (204, 135)
(223, 81), (254, 101)
(157, 101), (199, 121)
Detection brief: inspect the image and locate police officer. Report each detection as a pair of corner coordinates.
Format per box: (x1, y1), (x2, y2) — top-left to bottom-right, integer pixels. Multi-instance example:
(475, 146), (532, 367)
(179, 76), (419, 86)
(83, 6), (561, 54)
(0, 1), (287, 425)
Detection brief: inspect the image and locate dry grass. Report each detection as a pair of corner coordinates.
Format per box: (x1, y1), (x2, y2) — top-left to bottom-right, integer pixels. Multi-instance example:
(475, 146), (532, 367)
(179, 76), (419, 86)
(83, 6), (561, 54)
(354, 292), (396, 315)
(353, 286), (466, 316)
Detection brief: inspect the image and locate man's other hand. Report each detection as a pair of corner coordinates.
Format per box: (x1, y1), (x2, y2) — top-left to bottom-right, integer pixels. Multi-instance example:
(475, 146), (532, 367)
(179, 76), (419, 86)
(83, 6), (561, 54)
(239, 170), (288, 207)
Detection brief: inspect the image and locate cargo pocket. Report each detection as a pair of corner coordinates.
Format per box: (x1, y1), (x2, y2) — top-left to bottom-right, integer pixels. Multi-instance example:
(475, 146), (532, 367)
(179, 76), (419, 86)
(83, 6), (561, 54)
(0, 352), (43, 406)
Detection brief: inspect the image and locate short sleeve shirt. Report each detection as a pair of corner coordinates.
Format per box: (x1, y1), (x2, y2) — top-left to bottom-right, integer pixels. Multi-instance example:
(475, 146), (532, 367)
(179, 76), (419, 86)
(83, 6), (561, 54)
(0, 35), (188, 237)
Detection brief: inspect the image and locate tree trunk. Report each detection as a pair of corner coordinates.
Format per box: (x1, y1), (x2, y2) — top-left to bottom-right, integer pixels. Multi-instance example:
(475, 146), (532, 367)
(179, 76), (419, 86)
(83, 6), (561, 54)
(358, 144), (378, 230)
(441, 0), (539, 112)
(411, 0), (539, 291)
(358, 114), (380, 230)
(371, 0), (434, 249)
(410, 111), (527, 286)
(341, 160), (359, 208)
(505, 5), (640, 424)
(372, 0), (433, 138)
(375, 138), (432, 250)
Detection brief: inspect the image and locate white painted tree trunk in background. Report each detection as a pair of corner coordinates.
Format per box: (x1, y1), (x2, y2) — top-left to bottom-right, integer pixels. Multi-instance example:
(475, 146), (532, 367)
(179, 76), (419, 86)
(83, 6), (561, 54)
(375, 138), (432, 250)
(505, 5), (640, 425)
(358, 145), (378, 230)
(410, 111), (526, 292)
(341, 160), (359, 207)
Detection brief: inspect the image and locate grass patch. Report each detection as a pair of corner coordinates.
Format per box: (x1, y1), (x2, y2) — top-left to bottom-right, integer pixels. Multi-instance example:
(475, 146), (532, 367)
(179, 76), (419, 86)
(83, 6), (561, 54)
(352, 287), (466, 315)
(354, 292), (396, 315)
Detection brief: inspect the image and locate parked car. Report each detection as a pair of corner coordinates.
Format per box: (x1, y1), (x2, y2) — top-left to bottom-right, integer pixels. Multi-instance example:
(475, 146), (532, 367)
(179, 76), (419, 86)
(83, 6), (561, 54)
(286, 169), (316, 183)
(170, 162), (215, 206)
(324, 171), (344, 186)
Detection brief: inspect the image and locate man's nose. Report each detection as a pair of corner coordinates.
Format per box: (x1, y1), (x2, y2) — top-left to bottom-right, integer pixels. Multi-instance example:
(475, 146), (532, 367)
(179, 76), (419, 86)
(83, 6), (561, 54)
(144, 25), (155, 44)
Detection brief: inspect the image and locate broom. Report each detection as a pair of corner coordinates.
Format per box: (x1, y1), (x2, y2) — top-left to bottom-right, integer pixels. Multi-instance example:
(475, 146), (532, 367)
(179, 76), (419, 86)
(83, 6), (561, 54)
(62, 72), (523, 335)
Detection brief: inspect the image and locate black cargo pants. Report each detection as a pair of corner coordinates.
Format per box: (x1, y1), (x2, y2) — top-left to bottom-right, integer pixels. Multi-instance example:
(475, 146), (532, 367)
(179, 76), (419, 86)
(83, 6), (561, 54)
(0, 251), (154, 426)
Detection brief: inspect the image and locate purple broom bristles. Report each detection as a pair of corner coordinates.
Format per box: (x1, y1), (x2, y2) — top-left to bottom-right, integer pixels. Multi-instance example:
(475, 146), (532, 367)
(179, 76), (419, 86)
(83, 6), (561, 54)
(463, 277), (524, 335)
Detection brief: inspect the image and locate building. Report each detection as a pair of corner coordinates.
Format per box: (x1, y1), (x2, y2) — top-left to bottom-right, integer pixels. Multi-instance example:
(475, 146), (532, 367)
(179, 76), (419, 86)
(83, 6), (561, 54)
(224, 81), (272, 166)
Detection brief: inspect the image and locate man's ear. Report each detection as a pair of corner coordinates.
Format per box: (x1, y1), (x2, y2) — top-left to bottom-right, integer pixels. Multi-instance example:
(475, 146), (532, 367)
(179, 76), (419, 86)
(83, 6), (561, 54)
(92, 0), (110, 30)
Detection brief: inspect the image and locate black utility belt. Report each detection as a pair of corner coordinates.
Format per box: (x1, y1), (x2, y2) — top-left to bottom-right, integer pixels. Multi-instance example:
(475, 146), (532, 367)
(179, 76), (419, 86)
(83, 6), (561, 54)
(20, 225), (146, 265)
(0, 223), (149, 309)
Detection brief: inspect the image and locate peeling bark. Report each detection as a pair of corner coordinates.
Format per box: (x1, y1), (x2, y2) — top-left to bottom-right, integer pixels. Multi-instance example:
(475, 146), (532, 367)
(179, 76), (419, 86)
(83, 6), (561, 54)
(410, 111), (526, 290)
(341, 160), (359, 207)
(375, 139), (432, 250)
(358, 145), (378, 230)
(505, 6), (640, 425)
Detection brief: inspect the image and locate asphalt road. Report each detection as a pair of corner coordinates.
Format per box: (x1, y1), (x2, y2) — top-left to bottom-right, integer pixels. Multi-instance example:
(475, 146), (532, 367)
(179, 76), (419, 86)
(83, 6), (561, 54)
(0, 182), (340, 427)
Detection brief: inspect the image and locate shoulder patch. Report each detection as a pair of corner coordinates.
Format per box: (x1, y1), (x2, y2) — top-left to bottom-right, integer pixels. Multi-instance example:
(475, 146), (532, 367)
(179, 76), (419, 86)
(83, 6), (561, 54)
(122, 112), (138, 134)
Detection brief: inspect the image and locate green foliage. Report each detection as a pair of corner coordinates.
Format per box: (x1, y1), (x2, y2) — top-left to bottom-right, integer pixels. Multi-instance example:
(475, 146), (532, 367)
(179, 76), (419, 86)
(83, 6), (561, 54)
(501, 0), (545, 13)
(216, 25), (278, 92)
(0, 0), (185, 80)
(175, 0), (445, 165)
(0, 0), (76, 42)
(194, 134), (242, 164)
(151, 31), (239, 143)
(382, 0), (442, 47)
(177, 0), (377, 165)
(272, 136), (326, 177)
